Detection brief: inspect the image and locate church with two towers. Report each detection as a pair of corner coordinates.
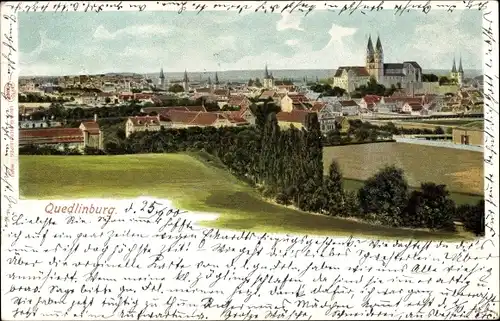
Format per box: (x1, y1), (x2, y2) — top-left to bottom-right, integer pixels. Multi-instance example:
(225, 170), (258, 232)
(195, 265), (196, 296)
(333, 35), (424, 93)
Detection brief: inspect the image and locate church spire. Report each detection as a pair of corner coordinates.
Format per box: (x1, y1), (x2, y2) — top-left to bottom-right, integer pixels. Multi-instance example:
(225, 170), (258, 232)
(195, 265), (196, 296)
(458, 55), (464, 73)
(159, 67), (165, 79)
(215, 71), (219, 84)
(366, 35), (375, 62)
(375, 35), (383, 53)
(183, 69), (189, 82)
(265, 63), (269, 78)
(451, 57), (457, 73)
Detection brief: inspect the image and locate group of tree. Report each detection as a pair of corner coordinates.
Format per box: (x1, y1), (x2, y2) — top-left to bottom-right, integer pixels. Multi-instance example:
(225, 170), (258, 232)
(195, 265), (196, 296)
(421, 73), (439, 82)
(309, 83), (347, 97)
(356, 166), (484, 235)
(439, 76), (458, 86)
(168, 84), (185, 93)
(351, 77), (398, 98)
(19, 94), (72, 104)
(247, 78), (263, 87)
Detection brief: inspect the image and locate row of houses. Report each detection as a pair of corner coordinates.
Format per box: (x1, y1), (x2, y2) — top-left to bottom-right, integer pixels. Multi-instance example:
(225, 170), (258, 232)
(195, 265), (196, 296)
(19, 119), (103, 151)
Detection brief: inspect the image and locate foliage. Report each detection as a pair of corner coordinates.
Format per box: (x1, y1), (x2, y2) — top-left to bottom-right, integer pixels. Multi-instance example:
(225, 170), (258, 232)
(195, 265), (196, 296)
(421, 73), (439, 82)
(403, 183), (456, 231)
(456, 200), (485, 236)
(309, 83), (346, 97)
(352, 77), (397, 97)
(358, 166), (409, 227)
(168, 84), (185, 93)
(323, 160), (346, 216)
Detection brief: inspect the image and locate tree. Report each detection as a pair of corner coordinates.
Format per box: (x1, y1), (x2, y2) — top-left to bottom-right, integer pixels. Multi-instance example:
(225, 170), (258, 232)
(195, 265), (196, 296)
(248, 79), (254, 87)
(439, 76), (450, 86)
(422, 74), (439, 82)
(358, 166), (409, 226)
(403, 183), (456, 231)
(434, 126), (445, 135)
(323, 160), (346, 216)
(456, 200), (485, 236)
(105, 97), (111, 104)
(254, 78), (263, 88)
(168, 84), (184, 93)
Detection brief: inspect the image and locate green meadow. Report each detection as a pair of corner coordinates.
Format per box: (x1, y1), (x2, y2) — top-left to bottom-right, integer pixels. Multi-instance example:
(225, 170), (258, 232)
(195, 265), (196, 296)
(20, 153), (473, 240)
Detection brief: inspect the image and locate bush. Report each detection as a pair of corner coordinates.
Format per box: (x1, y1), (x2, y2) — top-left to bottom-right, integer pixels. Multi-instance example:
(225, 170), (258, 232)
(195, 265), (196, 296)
(456, 200), (485, 236)
(403, 183), (456, 231)
(358, 166), (409, 227)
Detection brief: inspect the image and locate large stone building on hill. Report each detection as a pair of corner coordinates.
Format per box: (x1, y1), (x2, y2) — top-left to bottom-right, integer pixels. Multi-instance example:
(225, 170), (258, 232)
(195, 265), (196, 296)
(333, 35), (423, 93)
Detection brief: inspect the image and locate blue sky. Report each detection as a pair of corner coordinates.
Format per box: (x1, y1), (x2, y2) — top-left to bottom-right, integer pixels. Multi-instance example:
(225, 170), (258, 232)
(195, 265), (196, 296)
(19, 9), (482, 76)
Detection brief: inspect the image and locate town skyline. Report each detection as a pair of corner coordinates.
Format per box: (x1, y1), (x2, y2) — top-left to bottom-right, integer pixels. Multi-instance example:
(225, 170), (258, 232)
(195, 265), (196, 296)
(19, 9), (483, 77)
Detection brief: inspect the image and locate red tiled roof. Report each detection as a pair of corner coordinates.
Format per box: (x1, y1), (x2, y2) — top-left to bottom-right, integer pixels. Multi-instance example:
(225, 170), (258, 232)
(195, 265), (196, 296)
(20, 128), (83, 145)
(128, 116), (161, 127)
(213, 89), (229, 96)
(334, 66), (370, 77)
(276, 110), (314, 124)
(228, 95), (251, 108)
(310, 102), (326, 112)
(289, 94), (309, 103)
(80, 121), (101, 134)
(164, 110), (199, 124)
(339, 100), (359, 107)
(407, 102), (423, 111)
(362, 95), (382, 104)
(134, 93), (153, 100)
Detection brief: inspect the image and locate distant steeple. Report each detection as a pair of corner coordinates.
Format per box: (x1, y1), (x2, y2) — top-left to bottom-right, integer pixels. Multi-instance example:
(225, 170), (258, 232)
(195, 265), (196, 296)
(458, 55), (464, 73)
(215, 72), (219, 85)
(451, 57), (457, 73)
(366, 35), (375, 63)
(183, 69), (189, 82)
(208, 76), (212, 86)
(265, 63), (269, 78)
(159, 68), (165, 79)
(375, 35), (383, 53)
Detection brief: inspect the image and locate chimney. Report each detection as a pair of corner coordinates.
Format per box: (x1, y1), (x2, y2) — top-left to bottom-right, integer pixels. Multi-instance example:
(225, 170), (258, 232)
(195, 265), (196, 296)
(94, 114), (97, 122)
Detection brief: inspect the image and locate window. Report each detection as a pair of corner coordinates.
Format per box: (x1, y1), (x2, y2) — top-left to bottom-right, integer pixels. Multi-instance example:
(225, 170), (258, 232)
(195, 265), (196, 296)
(461, 135), (470, 145)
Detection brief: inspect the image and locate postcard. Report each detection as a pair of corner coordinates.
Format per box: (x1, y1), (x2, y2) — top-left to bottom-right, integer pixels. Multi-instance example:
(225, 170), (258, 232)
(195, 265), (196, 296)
(1, 1), (499, 320)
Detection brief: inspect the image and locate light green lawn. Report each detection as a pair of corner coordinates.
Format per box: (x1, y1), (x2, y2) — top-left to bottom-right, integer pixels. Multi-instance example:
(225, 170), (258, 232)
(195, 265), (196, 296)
(20, 153), (473, 240)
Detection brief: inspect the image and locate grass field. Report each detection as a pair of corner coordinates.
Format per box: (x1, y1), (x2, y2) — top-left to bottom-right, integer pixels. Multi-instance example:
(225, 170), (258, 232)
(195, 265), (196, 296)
(324, 142), (484, 204)
(20, 153), (472, 240)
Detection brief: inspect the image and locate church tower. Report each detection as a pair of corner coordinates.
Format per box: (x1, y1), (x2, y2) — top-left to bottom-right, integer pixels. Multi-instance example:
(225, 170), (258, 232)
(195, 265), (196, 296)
(159, 67), (165, 90)
(263, 63), (274, 89)
(457, 55), (464, 87)
(182, 69), (189, 92)
(215, 72), (220, 89)
(450, 57), (458, 82)
(365, 35), (376, 75)
(374, 36), (384, 83)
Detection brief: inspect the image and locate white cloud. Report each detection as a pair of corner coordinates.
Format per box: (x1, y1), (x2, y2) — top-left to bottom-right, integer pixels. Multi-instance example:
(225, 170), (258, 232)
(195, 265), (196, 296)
(20, 31), (60, 66)
(276, 13), (304, 31)
(285, 39), (300, 46)
(92, 24), (170, 40)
